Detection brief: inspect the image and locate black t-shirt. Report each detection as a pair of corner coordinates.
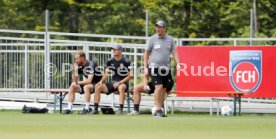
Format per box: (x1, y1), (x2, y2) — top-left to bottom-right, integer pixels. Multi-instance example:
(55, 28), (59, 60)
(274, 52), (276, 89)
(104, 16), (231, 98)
(105, 56), (131, 82)
(78, 60), (102, 84)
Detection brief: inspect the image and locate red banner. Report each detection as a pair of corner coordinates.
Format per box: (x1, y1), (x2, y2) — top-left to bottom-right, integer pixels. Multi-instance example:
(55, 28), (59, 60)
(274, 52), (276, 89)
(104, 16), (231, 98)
(176, 46), (276, 98)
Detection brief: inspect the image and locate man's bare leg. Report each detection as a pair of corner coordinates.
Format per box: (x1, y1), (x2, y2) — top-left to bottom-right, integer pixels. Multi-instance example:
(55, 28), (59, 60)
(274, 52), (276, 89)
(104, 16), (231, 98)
(132, 83), (149, 113)
(133, 84), (144, 104)
(92, 84), (108, 113)
(154, 84), (164, 110)
(117, 84), (127, 114)
(153, 84), (166, 117)
(83, 84), (93, 110)
(67, 83), (81, 111)
(161, 88), (166, 106)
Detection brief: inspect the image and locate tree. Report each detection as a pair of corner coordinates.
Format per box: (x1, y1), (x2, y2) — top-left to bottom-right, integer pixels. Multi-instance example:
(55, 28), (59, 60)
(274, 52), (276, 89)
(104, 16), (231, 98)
(0, 0), (275, 38)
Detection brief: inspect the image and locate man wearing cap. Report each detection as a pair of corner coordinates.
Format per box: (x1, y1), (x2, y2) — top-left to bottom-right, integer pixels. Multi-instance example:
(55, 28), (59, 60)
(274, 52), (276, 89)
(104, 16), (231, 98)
(91, 45), (132, 115)
(144, 20), (180, 117)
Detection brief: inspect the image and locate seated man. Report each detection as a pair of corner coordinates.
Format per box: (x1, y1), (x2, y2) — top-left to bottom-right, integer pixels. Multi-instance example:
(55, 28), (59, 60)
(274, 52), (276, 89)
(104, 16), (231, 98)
(63, 51), (102, 114)
(130, 72), (174, 115)
(92, 45), (132, 115)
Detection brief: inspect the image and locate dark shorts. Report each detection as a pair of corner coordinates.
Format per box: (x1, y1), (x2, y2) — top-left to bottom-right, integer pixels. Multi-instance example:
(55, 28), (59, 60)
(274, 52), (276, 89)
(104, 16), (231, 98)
(105, 82), (129, 95)
(149, 68), (174, 89)
(79, 84), (95, 94)
(147, 78), (174, 94)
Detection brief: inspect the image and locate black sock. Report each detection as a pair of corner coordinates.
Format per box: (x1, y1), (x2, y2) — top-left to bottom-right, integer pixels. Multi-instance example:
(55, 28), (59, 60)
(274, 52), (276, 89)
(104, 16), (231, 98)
(119, 104), (124, 110)
(94, 103), (99, 111)
(134, 104), (139, 112)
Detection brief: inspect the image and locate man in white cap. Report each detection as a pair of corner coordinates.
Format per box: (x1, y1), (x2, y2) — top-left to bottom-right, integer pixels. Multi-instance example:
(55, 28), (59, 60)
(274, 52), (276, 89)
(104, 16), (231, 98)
(144, 20), (180, 117)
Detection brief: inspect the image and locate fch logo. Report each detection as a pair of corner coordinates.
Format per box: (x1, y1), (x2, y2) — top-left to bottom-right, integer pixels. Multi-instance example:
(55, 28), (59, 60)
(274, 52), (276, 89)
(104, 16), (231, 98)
(229, 50), (262, 93)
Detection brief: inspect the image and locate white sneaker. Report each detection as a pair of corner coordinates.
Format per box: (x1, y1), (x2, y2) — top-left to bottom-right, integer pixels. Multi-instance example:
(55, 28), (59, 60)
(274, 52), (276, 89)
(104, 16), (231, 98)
(129, 110), (139, 115)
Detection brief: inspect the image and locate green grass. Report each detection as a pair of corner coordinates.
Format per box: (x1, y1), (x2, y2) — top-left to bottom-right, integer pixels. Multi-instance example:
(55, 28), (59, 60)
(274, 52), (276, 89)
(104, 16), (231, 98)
(0, 110), (276, 139)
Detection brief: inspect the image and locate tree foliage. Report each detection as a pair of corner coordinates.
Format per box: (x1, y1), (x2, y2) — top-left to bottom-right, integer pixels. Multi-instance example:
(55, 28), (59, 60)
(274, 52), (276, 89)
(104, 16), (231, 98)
(0, 0), (275, 38)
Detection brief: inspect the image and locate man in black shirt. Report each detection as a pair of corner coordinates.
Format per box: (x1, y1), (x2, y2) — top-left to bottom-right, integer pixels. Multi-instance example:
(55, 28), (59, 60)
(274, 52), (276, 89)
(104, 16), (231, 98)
(91, 45), (132, 115)
(63, 51), (102, 114)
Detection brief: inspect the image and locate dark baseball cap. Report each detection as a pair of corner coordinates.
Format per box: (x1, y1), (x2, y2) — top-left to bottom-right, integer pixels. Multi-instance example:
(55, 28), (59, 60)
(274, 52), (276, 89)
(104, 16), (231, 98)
(155, 20), (166, 27)
(111, 44), (123, 50)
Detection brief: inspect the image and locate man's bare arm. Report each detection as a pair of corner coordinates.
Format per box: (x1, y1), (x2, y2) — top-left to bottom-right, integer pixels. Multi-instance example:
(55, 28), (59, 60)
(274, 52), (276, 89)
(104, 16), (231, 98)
(72, 64), (78, 83)
(118, 72), (132, 84)
(144, 50), (150, 75)
(78, 75), (93, 85)
(143, 74), (149, 85)
(98, 68), (109, 84)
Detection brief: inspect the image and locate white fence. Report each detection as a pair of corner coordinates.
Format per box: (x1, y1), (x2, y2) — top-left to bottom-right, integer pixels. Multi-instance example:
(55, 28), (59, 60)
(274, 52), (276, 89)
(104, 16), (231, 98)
(1, 29), (276, 92)
(1, 29), (276, 113)
(0, 29), (150, 92)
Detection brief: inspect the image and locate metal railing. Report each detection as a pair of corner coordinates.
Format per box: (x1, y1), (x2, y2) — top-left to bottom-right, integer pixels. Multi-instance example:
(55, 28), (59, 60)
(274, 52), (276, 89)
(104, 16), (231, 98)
(1, 29), (276, 92)
(0, 41), (146, 92)
(1, 29), (276, 112)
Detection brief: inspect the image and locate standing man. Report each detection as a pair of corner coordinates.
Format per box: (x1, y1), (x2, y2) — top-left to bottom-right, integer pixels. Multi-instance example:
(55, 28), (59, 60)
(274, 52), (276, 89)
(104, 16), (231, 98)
(144, 20), (179, 117)
(92, 45), (132, 115)
(63, 51), (102, 114)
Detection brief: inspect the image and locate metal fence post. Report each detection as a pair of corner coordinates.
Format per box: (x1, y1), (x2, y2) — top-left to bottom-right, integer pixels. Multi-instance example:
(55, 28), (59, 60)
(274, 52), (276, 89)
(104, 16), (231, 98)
(44, 10), (50, 89)
(111, 37), (115, 109)
(24, 45), (28, 93)
(134, 47), (137, 88)
(234, 39), (237, 46)
(84, 42), (89, 60)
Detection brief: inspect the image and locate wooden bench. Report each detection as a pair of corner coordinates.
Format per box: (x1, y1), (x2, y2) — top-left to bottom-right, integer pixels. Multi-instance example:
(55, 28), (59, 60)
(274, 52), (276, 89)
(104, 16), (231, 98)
(167, 91), (246, 116)
(43, 89), (245, 116)
(43, 89), (132, 114)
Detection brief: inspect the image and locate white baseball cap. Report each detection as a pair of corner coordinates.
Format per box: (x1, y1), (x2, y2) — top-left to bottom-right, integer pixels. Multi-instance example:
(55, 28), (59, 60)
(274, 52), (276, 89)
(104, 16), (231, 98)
(155, 20), (167, 27)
